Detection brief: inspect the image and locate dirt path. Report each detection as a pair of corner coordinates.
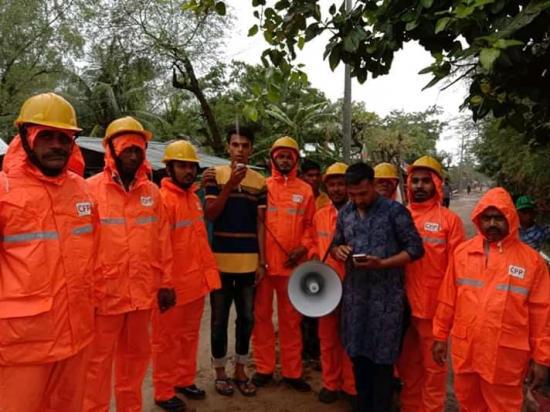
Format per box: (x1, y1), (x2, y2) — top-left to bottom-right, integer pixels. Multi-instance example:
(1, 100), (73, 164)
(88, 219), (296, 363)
(118, 192), (483, 412)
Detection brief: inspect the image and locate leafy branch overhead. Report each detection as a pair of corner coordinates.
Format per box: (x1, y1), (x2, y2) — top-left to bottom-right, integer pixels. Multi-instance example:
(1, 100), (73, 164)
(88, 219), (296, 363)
(188, 0), (550, 140)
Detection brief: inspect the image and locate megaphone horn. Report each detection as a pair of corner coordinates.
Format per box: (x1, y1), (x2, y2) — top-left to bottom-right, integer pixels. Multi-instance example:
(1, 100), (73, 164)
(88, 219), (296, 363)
(288, 261), (342, 318)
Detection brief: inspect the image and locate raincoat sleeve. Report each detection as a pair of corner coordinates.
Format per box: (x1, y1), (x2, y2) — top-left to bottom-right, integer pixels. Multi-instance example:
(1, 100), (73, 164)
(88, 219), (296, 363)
(158, 200), (173, 288)
(391, 203), (424, 261)
(448, 214), (466, 255)
(528, 257), (550, 366)
(307, 212), (320, 259)
(91, 198), (102, 307)
(300, 194), (316, 252)
(433, 255), (457, 341)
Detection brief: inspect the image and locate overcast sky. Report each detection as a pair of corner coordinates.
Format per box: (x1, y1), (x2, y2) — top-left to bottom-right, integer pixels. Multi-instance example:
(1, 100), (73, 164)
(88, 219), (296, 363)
(223, 1), (469, 158)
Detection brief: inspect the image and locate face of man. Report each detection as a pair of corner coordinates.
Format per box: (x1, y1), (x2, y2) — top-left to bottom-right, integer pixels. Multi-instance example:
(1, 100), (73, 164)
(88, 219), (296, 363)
(411, 169), (436, 202)
(170, 160), (197, 189)
(518, 208), (536, 228)
(32, 130), (74, 176)
(375, 178), (397, 199)
(302, 168), (322, 193)
(227, 134), (252, 164)
(272, 149), (296, 175)
(325, 175), (347, 206)
(117, 145), (145, 177)
(347, 179), (377, 210)
(479, 206), (509, 242)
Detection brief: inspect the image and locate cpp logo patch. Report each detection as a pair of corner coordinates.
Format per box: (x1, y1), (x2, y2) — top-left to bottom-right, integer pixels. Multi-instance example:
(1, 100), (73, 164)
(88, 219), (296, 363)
(76, 202), (92, 217)
(141, 196), (154, 207)
(292, 194), (304, 203)
(424, 222), (440, 232)
(508, 265), (526, 279)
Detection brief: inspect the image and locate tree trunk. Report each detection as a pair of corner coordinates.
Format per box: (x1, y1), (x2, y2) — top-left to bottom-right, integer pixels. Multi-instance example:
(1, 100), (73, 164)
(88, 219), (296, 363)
(172, 54), (224, 155)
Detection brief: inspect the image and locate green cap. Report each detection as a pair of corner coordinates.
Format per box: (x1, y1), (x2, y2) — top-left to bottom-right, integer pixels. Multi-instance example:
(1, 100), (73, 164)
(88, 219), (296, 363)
(516, 195), (536, 210)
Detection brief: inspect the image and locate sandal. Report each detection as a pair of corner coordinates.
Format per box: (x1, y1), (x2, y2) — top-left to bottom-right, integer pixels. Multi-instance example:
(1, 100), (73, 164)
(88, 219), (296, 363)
(233, 379), (257, 397)
(214, 378), (234, 396)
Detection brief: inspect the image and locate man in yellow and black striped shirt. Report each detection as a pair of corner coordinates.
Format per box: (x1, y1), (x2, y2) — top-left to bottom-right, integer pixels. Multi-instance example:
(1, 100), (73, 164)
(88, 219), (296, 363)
(203, 127), (266, 397)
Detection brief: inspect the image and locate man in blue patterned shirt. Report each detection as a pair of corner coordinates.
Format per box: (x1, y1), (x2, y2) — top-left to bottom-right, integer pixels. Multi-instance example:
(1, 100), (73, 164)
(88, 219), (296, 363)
(516, 195), (550, 252)
(331, 162), (424, 412)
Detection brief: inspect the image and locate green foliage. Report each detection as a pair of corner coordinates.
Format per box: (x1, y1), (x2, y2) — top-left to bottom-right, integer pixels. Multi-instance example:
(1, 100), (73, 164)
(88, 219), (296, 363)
(205, 0), (550, 140)
(0, 0), (85, 140)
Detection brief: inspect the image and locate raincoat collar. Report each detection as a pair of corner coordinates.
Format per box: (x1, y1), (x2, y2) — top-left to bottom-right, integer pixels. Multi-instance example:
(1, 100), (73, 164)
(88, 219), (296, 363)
(2, 134), (82, 185)
(161, 177), (198, 195)
(407, 169), (443, 210)
(470, 187), (519, 249)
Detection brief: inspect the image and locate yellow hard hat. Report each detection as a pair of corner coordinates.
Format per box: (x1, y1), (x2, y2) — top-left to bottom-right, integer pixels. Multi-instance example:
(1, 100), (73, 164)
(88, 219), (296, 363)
(270, 136), (299, 155)
(374, 162), (399, 180)
(162, 140), (199, 164)
(323, 162), (348, 181)
(410, 155), (443, 177)
(104, 116), (152, 144)
(15, 92), (81, 132)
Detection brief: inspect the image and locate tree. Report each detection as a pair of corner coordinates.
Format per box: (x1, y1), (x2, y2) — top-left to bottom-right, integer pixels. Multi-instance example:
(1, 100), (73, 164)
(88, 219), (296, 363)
(189, 1), (550, 141)
(0, 0), (85, 140)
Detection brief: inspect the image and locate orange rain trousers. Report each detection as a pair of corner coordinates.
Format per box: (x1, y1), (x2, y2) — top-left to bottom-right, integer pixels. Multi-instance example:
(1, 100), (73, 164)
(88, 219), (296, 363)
(454, 373), (523, 412)
(0, 345), (90, 412)
(83, 310), (151, 412)
(152, 297), (204, 400)
(253, 276), (303, 378)
(398, 317), (446, 412)
(318, 311), (356, 394)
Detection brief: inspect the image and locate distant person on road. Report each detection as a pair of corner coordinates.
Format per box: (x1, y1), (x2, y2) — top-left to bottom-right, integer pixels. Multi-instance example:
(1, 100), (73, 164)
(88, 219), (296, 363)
(331, 162), (424, 412)
(433, 188), (550, 411)
(516, 195), (550, 252)
(442, 177), (452, 207)
(467, 184), (471, 195)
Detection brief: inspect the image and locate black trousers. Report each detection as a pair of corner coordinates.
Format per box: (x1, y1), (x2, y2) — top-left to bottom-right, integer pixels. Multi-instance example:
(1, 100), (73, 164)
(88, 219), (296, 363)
(301, 316), (320, 360)
(351, 356), (394, 412)
(210, 273), (255, 364)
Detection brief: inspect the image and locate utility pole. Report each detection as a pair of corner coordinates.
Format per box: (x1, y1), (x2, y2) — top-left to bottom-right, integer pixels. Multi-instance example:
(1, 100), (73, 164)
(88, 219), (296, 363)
(342, 0), (352, 163)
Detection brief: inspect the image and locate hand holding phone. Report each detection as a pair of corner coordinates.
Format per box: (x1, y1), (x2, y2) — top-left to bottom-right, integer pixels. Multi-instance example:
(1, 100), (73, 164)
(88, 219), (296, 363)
(352, 253), (369, 263)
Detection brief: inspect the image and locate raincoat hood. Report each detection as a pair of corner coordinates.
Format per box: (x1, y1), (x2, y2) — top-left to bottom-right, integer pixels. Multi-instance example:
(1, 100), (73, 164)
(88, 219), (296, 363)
(3, 131), (84, 182)
(407, 169), (443, 209)
(104, 134), (151, 183)
(471, 187), (519, 243)
(270, 149), (299, 180)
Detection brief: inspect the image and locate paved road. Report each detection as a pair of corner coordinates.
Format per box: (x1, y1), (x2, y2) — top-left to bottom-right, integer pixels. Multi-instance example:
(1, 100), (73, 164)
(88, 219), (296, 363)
(114, 193), (484, 412)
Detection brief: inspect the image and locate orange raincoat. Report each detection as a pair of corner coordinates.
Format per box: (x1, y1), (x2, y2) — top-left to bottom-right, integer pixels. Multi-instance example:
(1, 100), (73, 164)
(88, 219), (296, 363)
(309, 204), (356, 395)
(398, 170), (465, 412)
(83, 137), (172, 412)
(433, 188), (550, 409)
(0, 131), (98, 412)
(253, 159), (315, 378)
(152, 178), (220, 400)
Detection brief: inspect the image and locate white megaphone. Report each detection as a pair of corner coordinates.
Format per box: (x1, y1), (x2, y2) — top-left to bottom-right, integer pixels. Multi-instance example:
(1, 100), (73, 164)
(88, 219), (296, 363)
(288, 260), (343, 318)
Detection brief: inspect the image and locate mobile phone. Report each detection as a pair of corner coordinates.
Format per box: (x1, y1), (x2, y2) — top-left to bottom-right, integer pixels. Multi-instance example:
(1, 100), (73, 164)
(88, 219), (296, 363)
(236, 163), (246, 170)
(352, 253), (368, 262)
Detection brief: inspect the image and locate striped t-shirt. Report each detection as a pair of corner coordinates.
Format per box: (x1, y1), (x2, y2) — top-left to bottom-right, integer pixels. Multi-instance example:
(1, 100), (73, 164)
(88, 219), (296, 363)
(205, 165), (267, 273)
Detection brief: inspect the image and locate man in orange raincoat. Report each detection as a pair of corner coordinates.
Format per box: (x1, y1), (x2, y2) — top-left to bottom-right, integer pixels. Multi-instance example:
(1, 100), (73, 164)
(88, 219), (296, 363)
(0, 93), (98, 412)
(308, 162), (357, 406)
(152, 140), (221, 411)
(252, 136), (315, 392)
(398, 156), (465, 412)
(83, 117), (175, 412)
(432, 187), (550, 411)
